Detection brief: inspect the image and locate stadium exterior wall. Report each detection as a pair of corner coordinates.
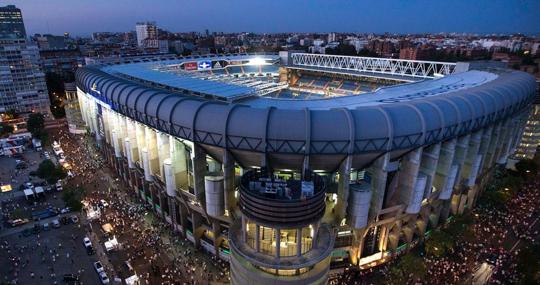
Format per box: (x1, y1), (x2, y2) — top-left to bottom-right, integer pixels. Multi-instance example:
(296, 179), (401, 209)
(75, 58), (536, 285)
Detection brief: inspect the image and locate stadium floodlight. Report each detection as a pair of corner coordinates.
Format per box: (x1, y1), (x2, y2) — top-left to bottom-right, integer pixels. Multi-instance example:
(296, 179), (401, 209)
(247, 57), (267, 66)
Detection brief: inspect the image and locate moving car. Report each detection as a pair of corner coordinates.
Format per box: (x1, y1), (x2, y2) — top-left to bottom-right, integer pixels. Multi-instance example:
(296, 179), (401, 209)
(51, 219), (61, 228)
(42, 223), (50, 231)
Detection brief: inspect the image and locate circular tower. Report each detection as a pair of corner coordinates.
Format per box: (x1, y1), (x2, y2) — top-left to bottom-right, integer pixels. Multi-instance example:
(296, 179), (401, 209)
(229, 169), (334, 285)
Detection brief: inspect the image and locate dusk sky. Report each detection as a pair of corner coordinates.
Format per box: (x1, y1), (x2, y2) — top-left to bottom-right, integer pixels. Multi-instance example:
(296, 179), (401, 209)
(8, 0), (540, 36)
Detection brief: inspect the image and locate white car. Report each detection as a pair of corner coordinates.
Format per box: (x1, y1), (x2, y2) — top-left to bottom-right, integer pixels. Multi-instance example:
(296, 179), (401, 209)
(83, 237), (92, 248)
(98, 271), (110, 284)
(93, 261), (104, 273)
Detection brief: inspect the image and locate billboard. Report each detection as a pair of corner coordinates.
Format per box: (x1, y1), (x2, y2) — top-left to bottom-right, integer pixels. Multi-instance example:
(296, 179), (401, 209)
(197, 60), (212, 70)
(183, 62), (197, 71)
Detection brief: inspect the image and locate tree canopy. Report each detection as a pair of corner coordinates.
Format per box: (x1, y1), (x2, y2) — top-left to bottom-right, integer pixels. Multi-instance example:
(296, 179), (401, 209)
(36, 159), (67, 184)
(26, 113), (45, 135)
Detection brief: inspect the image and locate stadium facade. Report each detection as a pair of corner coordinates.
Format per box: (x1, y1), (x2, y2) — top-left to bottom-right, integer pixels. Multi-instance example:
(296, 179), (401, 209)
(75, 52), (536, 285)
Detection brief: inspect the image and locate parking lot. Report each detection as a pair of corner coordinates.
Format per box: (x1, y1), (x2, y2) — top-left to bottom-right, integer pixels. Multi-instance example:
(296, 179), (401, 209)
(0, 213), (103, 284)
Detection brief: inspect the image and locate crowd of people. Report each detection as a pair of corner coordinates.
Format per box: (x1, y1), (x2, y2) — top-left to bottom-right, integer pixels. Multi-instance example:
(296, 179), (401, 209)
(330, 168), (539, 285)
(53, 129), (230, 284)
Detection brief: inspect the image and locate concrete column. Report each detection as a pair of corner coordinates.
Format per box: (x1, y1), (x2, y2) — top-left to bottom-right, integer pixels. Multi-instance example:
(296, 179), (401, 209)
(212, 221), (221, 254)
(477, 127), (493, 175)
(126, 119), (139, 163)
(335, 156), (352, 222)
(241, 215), (247, 243)
(419, 143), (441, 198)
(296, 228), (302, 256)
(145, 127), (159, 177)
(142, 148), (152, 182)
(485, 123), (502, 169)
(460, 131), (482, 186)
(168, 197), (177, 230)
(170, 138), (187, 191)
(193, 143), (207, 201)
(102, 109), (111, 144)
(156, 132), (170, 178)
(368, 153), (389, 220)
(397, 148), (423, 214)
(255, 225), (261, 252)
(191, 213), (201, 247)
(434, 139), (456, 196)
(135, 123), (146, 166)
(111, 130), (121, 158)
(275, 228), (281, 259)
(164, 159), (176, 197)
(178, 202), (187, 233)
(497, 120), (513, 164)
(222, 151), (235, 214)
(124, 138), (135, 169)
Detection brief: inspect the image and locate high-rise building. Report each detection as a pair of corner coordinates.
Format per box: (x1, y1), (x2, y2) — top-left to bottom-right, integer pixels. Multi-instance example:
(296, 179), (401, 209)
(327, 32), (336, 43)
(135, 21), (158, 47)
(0, 5), (26, 39)
(0, 5), (50, 116)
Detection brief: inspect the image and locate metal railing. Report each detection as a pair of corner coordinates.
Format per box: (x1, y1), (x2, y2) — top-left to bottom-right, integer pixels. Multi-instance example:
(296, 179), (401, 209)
(290, 53), (457, 79)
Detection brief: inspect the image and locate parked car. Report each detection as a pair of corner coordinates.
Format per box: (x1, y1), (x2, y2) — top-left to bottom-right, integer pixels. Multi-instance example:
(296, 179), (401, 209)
(83, 237), (92, 248)
(51, 219), (61, 228)
(56, 181), (63, 191)
(7, 218), (29, 227)
(15, 163), (28, 169)
(60, 216), (70, 225)
(98, 271), (110, 284)
(86, 245), (95, 255)
(32, 224), (41, 234)
(42, 223), (50, 231)
(63, 274), (80, 282)
(70, 215), (79, 224)
(93, 261), (104, 273)
(60, 207), (71, 214)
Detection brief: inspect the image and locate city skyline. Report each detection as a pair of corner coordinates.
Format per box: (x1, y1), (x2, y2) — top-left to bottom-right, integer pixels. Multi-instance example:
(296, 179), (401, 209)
(9, 0), (540, 36)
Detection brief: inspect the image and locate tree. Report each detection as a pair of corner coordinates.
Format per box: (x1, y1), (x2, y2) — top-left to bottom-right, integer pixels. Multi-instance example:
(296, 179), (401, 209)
(62, 186), (85, 212)
(389, 253), (426, 282)
(0, 122), (14, 137)
(36, 159), (67, 184)
(425, 230), (454, 257)
(515, 159), (538, 177)
(516, 242), (540, 285)
(26, 112), (46, 137)
(325, 43), (358, 56)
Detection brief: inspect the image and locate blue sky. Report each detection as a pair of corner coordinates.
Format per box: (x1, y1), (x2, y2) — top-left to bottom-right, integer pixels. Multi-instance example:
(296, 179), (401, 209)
(7, 0), (540, 36)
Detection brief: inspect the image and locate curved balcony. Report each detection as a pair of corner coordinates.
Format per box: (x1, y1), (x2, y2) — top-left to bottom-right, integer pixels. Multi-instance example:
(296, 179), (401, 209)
(239, 169), (326, 227)
(229, 221), (334, 271)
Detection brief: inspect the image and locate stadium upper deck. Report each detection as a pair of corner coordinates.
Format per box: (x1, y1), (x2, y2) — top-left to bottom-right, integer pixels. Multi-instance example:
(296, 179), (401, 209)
(77, 52), (536, 171)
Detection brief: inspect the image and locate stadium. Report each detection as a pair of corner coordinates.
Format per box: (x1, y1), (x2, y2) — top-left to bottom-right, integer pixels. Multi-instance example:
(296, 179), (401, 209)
(75, 52), (536, 285)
